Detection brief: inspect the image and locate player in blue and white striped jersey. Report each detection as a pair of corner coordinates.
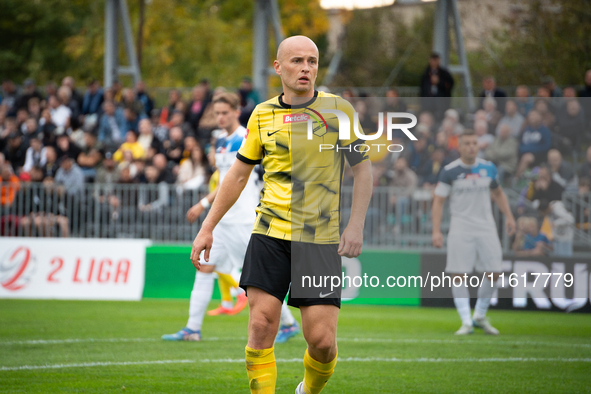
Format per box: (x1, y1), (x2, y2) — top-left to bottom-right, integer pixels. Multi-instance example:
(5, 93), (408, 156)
(162, 93), (298, 342)
(432, 130), (516, 335)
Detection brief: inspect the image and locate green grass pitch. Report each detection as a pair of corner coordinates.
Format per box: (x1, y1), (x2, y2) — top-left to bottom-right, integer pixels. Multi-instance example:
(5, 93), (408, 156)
(1, 299), (590, 393)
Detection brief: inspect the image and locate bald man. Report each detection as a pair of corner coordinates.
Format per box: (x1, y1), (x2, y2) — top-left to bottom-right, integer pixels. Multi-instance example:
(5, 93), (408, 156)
(190, 35), (373, 393)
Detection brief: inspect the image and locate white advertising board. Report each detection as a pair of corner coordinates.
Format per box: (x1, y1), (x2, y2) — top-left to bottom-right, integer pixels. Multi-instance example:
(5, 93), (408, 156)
(0, 238), (150, 300)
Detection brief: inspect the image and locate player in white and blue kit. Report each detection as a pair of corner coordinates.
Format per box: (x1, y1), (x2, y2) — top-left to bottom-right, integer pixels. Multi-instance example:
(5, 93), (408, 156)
(432, 130), (515, 335)
(162, 93), (298, 342)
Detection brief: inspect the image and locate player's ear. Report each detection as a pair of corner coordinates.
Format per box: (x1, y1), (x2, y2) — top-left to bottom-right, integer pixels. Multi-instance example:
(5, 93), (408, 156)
(273, 60), (281, 76)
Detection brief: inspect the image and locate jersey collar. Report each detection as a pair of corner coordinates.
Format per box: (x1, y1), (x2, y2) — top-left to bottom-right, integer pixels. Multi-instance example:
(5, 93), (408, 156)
(278, 90), (318, 109)
(458, 158), (481, 168)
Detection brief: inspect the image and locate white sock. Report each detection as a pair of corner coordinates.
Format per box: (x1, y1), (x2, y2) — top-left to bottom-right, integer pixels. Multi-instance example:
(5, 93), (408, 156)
(474, 278), (495, 320)
(230, 270), (245, 297)
(230, 286), (245, 297)
(187, 272), (214, 331)
(452, 283), (472, 326)
(280, 301), (296, 327)
(221, 300), (233, 309)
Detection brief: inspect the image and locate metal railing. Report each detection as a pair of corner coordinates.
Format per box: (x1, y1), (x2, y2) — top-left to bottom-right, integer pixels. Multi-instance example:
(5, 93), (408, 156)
(1, 182), (590, 252)
(0, 182), (208, 242)
(0, 182), (462, 250)
(562, 192), (591, 248)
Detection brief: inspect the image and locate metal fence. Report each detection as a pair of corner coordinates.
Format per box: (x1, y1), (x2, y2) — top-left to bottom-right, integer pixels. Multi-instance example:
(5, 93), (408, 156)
(0, 182), (469, 249)
(1, 182), (589, 252)
(0, 182), (208, 242)
(563, 192), (591, 248)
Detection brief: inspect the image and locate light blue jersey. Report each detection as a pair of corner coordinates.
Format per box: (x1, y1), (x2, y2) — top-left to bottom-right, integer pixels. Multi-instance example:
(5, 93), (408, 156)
(434, 158), (500, 234)
(215, 126), (259, 225)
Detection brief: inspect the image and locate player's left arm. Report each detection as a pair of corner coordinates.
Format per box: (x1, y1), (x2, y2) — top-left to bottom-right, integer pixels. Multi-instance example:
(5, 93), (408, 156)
(491, 186), (516, 236)
(186, 187), (219, 223)
(339, 159), (372, 258)
(190, 160), (255, 268)
(337, 99), (372, 258)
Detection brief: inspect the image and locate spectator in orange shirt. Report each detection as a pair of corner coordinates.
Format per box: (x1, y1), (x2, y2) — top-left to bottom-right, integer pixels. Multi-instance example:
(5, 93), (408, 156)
(0, 165), (20, 206)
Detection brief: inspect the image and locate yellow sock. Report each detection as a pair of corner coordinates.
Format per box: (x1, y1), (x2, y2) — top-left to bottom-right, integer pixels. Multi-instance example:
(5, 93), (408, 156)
(245, 346), (277, 393)
(216, 272), (235, 303)
(303, 348), (337, 394)
(217, 272), (239, 288)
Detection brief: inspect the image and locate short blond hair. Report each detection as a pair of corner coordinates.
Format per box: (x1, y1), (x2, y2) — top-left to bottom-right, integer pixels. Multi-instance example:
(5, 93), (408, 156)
(212, 92), (241, 111)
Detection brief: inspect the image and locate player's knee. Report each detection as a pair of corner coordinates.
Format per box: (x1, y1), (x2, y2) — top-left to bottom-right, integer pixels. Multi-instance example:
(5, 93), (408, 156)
(306, 332), (336, 354)
(249, 311), (278, 337)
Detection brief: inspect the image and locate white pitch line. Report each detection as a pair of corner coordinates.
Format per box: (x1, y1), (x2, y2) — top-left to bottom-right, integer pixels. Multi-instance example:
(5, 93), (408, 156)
(0, 338), (158, 346)
(0, 360), (195, 371)
(2, 357), (591, 371)
(1, 337), (589, 349)
(0, 337), (246, 346)
(337, 338), (591, 349)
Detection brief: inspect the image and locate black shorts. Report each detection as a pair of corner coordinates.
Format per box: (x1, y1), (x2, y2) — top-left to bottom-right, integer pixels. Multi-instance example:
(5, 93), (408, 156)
(239, 233), (342, 308)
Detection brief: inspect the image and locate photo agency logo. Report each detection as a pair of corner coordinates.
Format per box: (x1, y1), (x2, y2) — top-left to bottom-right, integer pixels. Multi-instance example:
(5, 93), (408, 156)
(305, 109), (418, 152)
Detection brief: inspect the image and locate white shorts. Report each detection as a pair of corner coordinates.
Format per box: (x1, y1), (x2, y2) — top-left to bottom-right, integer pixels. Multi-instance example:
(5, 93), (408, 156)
(200, 222), (252, 274)
(445, 230), (503, 274)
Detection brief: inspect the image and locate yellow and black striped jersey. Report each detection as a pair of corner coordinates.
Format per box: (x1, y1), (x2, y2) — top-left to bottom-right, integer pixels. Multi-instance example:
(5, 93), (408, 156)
(237, 90), (369, 244)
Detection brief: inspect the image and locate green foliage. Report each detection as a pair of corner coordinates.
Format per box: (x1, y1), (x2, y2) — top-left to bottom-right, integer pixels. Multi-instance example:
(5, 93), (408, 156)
(335, 0), (591, 90)
(462, 0), (591, 88)
(0, 0), (91, 82)
(61, 0), (253, 88)
(0, 0), (329, 89)
(3, 0), (587, 91)
(334, 5), (435, 88)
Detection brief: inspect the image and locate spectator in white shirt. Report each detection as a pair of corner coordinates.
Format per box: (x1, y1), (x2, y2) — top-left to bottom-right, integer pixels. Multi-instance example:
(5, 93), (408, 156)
(48, 94), (72, 129)
(475, 120), (494, 158)
(495, 99), (525, 138)
(23, 136), (47, 173)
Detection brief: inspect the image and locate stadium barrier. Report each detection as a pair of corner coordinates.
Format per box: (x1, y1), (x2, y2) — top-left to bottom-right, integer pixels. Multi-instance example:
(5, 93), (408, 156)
(2, 182), (589, 251)
(0, 182), (208, 242)
(420, 253), (591, 313)
(0, 182), (513, 250)
(563, 192), (591, 246)
(2, 240), (589, 313)
(0, 237), (149, 300)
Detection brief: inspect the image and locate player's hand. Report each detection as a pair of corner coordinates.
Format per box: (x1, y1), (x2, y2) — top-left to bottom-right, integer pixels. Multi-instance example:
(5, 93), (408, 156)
(432, 231), (444, 248)
(338, 225), (363, 258)
(190, 229), (213, 270)
(505, 216), (516, 237)
(186, 204), (204, 223)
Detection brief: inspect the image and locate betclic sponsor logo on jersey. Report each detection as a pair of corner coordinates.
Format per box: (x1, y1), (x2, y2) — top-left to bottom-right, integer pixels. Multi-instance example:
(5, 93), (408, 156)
(283, 113), (310, 124)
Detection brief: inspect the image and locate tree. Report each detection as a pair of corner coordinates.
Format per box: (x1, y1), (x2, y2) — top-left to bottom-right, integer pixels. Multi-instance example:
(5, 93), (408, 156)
(484, 0), (591, 87)
(1, 0), (330, 92)
(0, 0), (91, 82)
(334, 5), (435, 89)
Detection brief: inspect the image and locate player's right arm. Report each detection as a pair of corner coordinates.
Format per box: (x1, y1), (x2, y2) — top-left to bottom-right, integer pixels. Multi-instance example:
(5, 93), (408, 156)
(431, 168), (452, 248)
(431, 194), (446, 248)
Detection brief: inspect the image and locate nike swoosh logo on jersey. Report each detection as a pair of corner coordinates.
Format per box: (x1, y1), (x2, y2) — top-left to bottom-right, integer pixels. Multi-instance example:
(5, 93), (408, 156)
(267, 129), (281, 136)
(319, 291), (334, 298)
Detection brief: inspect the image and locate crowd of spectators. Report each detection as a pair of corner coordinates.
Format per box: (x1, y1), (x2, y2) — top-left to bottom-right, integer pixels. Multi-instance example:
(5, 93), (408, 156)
(340, 62), (591, 254)
(1, 64), (590, 247)
(0, 75), (260, 237)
